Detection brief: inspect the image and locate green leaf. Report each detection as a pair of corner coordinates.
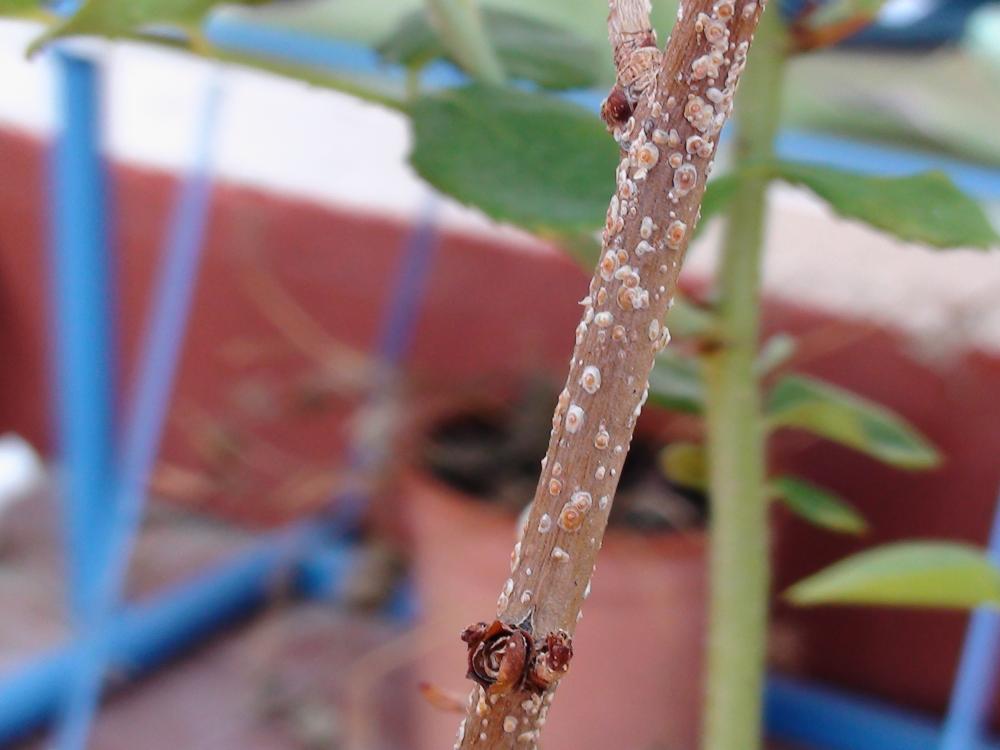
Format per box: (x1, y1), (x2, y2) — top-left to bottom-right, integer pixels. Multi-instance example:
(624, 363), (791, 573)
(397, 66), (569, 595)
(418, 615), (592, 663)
(29, 0), (275, 53)
(755, 333), (797, 375)
(667, 295), (717, 340)
(784, 53), (1000, 168)
(648, 350), (705, 415)
(378, 7), (599, 90)
(786, 542), (1000, 609)
(771, 476), (867, 536)
(695, 172), (742, 233)
(777, 162), (999, 249)
(660, 442), (707, 491)
(766, 374), (940, 470)
(409, 84), (617, 232)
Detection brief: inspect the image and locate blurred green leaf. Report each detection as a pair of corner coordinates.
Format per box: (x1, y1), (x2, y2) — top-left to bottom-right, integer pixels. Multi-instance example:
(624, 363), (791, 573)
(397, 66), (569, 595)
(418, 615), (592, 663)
(409, 84), (617, 232)
(660, 442), (707, 491)
(0, 0), (45, 15)
(694, 172), (743, 237)
(668, 295), (717, 340)
(777, 162), (999, 249)
(784, 53), (1000, 168)
(378, 7), (600, 90)
(755, 333), (797, 375)
(771, 475), (867, 535)
(767, 375), (939, 470)
(648, 350), (705, 415)
(786, 542), (1000, 609)
(28, 0), (275, 53)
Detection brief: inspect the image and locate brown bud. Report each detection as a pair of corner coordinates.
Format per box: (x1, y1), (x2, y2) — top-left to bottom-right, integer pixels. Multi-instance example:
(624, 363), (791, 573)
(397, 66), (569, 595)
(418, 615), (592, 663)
(463, 620), (532, 695)
(461, 622), (490, 646)
(527, 630), (574, 691)
(600, 86), (633, 130)
(493, 629), (529, 692)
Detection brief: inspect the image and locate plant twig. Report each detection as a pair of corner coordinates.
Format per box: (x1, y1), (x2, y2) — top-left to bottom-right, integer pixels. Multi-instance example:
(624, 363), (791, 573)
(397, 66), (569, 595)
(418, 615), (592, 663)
(451, 1), (768, 748)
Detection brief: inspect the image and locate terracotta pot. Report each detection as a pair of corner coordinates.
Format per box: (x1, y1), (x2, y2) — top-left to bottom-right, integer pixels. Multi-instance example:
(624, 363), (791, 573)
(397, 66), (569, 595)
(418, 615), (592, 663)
(404, 470), (707, 750)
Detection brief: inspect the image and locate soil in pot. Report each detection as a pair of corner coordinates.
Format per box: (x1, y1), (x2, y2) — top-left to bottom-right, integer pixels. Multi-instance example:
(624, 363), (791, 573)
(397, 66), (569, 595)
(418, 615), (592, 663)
(406, 384), (708, 750)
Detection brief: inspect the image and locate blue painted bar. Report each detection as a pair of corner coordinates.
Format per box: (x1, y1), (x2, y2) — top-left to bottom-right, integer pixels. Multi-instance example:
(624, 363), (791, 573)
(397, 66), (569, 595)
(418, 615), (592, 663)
(767, 675), (1000, 750)
(941, 485), (1000, 750)
(48, 50), (116, 620)
(53, 75), (224, 750)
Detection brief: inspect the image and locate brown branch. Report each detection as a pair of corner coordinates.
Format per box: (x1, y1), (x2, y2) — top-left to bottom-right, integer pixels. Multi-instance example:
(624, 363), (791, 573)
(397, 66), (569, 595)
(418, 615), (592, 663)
(452, 1), (767, 747)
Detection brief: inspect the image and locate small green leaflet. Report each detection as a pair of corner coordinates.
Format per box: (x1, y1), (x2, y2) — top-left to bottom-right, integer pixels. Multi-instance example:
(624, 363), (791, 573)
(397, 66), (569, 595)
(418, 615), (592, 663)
(754, 333), (796, 375)
(660, 442), (708, 491)
(771, 476), (867, 536)
(777, 162), (999, 249)
(786, 542), (1000, 609)
(648, 350), (705, 415)
(766, 374), (940, 470)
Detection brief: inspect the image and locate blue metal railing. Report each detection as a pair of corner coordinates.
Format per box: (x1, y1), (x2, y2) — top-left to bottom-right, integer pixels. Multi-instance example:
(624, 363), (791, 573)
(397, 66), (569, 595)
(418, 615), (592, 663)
(52, 64), (224, 750)
(48, 50), (117, 621)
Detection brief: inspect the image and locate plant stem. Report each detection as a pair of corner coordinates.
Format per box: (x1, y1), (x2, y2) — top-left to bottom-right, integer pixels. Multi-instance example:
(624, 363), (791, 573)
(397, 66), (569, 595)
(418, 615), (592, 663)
(424, 0), (505, 85)
(701, 8), (786, 750)
(450, 2), (767, 748)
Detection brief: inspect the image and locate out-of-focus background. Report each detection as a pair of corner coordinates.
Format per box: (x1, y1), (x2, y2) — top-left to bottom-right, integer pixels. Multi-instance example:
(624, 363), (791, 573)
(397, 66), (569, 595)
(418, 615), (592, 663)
(0, 1), (999, 749)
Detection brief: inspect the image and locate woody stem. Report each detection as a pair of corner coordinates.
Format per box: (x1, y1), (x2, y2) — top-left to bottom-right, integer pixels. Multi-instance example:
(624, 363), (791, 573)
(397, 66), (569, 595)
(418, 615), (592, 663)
(451, 2), (769, 748)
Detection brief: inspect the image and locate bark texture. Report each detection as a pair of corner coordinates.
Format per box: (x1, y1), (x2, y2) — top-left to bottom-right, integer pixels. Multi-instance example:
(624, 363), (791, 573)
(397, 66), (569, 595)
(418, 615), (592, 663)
(453, 1), (767, 747)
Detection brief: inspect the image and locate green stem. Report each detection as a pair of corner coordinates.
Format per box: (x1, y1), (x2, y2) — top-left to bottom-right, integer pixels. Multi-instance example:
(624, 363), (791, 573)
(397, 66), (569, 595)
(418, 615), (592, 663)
(701, 9), (786, 750)
(424, 0), (505, 85)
